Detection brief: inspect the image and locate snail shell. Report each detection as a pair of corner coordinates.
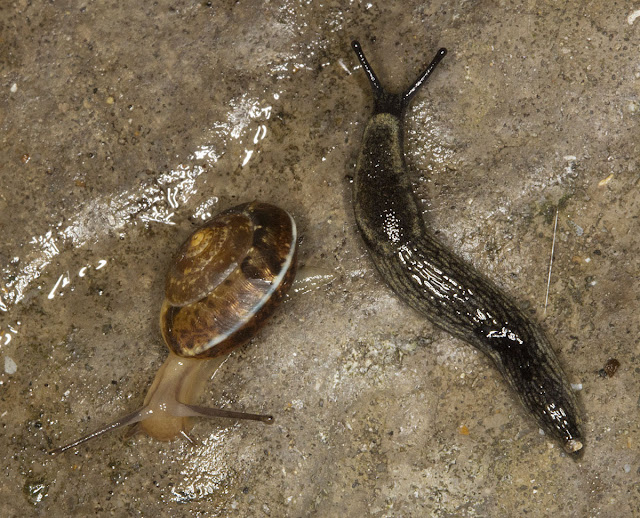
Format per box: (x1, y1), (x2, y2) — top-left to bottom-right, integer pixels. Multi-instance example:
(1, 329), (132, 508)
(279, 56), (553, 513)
(162, 201), (298, 358)
(50, 201), (297, 454)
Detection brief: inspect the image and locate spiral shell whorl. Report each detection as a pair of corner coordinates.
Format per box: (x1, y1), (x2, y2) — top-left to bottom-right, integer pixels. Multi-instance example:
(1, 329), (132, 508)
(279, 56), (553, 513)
(165, 213), (254, 307)
(161, 202), (297, 359)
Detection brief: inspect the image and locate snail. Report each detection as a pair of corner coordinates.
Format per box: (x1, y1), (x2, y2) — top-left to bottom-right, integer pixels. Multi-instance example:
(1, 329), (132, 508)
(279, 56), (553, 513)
(350, 40), (584, 455)
(50, 201), (298, 455)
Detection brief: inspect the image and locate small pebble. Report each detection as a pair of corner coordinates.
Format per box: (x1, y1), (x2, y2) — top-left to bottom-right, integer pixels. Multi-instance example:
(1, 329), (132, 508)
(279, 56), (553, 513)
(603, 358), (620, 378)
(598, 174), (614, 187)
(4, 356), (17, 375)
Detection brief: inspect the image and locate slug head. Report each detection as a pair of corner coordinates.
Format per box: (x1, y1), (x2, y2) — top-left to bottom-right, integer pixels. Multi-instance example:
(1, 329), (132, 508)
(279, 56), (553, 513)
(351, 40), (447, 117)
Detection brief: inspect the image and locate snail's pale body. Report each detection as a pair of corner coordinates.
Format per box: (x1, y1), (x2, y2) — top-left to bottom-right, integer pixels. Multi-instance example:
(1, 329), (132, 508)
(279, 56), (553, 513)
(137, 353), (223, 441)
(51, 202), (296, 454)
(351, 41), (583, 455)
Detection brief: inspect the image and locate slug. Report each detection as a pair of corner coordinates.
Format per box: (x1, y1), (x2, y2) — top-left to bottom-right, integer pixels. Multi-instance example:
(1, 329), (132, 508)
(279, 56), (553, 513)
(350, 40), (583, 455)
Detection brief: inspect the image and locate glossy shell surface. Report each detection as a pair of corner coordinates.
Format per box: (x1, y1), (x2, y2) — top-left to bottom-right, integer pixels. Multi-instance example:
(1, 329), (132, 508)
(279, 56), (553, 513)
(161, 202), (298, 358)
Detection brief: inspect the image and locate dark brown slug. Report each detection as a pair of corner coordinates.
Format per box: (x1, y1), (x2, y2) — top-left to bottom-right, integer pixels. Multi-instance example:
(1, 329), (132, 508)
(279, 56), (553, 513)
(350, 40), (583, 455)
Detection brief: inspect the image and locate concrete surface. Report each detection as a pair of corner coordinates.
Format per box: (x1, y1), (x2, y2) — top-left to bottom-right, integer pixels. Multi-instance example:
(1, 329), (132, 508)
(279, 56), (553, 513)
(1, 1), (638, 516)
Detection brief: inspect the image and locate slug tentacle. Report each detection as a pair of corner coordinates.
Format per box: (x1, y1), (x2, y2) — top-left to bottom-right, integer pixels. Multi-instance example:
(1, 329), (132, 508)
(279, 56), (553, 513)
(351, 41), (583, 455)
(401, 48), (447, 106)
(352, 40), (447, 115)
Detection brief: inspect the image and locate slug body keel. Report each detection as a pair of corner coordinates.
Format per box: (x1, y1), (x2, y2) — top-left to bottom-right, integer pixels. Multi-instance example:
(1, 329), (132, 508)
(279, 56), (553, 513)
(351, 40), (583, 455)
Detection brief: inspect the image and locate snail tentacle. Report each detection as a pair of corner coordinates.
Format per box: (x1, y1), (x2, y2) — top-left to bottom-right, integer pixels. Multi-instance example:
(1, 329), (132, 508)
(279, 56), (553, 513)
(182, 405), (273, 423)
(49, 408), (147, 456)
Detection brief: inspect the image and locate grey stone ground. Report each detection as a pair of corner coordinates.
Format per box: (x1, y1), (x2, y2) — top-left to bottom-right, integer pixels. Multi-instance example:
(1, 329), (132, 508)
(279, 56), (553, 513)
(1, 1), (638, 516)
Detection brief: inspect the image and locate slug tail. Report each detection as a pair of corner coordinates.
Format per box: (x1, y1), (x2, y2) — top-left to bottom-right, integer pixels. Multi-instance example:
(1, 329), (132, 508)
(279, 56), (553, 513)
(368, 235), (583, 453)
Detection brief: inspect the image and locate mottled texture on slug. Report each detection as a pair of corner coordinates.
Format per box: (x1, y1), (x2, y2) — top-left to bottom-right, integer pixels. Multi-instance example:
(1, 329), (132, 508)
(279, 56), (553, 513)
(351, 40), (583, 455)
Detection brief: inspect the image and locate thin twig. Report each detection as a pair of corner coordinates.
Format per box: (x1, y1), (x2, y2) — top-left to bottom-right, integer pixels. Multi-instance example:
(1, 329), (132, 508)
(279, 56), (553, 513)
(544, 208), (559, 315)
